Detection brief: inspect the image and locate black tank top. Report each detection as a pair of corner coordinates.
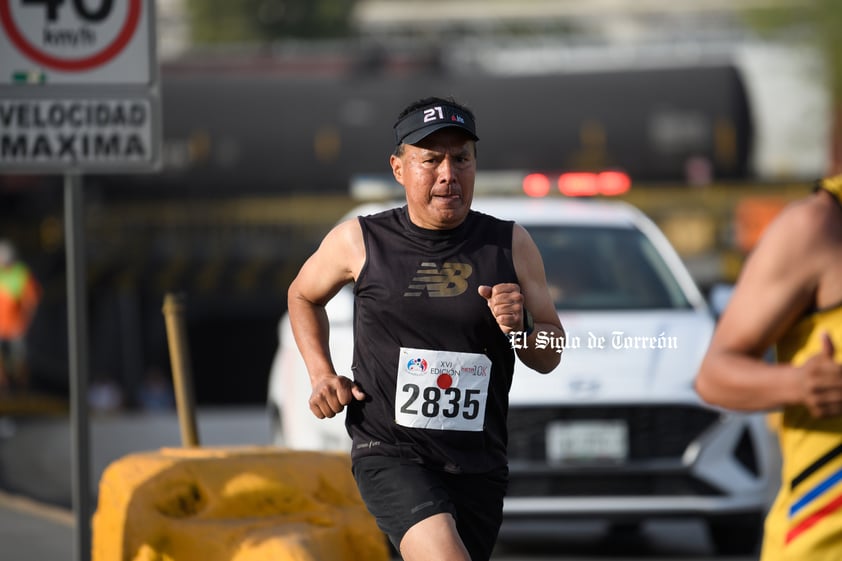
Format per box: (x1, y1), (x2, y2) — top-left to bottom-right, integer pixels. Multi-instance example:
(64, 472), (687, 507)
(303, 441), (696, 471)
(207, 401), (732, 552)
(348, 205), (517, 473)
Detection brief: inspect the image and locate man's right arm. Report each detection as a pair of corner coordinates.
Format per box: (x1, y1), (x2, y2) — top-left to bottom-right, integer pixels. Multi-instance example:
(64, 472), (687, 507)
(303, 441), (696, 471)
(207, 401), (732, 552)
(694, 197), (842, 417)
(287, 218), (366, 418)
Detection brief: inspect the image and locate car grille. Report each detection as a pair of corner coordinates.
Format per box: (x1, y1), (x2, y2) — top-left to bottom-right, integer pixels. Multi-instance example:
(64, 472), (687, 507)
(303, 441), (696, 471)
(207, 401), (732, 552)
(506, 404), (724, 497)
(507, 404), (720, 461)
(507, 471), (722, 497)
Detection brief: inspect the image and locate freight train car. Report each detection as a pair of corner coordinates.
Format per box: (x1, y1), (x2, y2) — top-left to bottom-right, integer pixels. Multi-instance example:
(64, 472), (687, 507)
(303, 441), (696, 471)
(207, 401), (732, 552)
(104, 59), (753, 200)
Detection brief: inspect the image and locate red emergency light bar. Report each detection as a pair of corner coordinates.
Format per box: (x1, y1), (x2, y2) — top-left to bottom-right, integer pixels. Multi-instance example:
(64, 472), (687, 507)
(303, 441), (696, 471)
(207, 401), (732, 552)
(522, 171), (631, 198)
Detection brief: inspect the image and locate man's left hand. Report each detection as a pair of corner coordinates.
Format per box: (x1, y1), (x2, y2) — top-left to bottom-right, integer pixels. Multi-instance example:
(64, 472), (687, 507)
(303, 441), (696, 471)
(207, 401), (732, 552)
(478, 283), (525, 334)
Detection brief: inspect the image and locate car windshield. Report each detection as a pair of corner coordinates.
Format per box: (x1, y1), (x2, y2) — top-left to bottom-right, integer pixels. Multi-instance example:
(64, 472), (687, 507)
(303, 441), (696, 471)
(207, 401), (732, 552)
(527, 225), (692, 311)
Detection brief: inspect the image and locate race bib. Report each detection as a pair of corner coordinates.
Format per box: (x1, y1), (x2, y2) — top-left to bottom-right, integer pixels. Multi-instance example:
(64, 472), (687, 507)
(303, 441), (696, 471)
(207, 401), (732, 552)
(395, 347), (492, 431)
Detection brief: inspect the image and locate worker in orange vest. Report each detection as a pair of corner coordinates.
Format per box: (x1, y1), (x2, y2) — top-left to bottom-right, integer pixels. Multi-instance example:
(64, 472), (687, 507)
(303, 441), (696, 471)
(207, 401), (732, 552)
(0, 240), (41, 392)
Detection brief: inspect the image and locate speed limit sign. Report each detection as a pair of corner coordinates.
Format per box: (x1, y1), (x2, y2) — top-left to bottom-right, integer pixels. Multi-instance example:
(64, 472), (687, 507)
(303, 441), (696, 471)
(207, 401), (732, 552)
(0, 0), (160, 171)
(0, 0), (153, 84)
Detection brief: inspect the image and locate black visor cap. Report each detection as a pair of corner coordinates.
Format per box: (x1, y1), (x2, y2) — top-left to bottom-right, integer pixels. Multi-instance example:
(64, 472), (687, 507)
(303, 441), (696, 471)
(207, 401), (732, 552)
(393, 102), (479, 146)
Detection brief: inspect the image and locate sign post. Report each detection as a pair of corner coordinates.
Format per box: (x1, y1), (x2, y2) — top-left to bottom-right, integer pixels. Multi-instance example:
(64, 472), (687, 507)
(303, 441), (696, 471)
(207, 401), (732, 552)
(0, 2), (160, 560)
(64, 170), (90, 561)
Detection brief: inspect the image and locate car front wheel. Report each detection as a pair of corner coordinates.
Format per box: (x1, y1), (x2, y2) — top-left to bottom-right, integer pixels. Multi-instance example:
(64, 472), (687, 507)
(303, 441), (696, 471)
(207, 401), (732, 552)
(706, 512), (763, 556)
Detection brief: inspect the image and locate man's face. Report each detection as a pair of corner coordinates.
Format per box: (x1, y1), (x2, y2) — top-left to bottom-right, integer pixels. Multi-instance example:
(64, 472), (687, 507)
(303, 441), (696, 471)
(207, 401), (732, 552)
(390, 128), (477, 230)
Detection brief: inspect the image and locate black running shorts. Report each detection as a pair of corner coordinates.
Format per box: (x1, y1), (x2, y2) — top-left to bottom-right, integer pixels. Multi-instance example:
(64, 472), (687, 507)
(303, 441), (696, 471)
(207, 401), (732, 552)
(352, 455), (508, 561)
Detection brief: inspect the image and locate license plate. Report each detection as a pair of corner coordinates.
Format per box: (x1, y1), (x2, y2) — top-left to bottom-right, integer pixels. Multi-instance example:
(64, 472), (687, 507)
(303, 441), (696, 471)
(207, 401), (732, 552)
(546, 420), (629, 463)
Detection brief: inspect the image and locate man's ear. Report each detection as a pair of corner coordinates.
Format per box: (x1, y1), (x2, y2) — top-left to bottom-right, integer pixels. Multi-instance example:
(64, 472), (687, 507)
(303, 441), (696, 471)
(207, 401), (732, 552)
(390, 153), (403, 184)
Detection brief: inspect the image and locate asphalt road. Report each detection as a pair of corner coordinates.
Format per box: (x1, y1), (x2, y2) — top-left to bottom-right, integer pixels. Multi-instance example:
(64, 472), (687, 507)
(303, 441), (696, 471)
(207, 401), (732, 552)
(0, 407), (758, 561)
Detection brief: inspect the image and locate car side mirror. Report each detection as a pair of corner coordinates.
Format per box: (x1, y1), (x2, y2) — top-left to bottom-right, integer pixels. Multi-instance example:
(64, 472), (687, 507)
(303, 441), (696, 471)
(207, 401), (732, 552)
(708, 283), (734, 319)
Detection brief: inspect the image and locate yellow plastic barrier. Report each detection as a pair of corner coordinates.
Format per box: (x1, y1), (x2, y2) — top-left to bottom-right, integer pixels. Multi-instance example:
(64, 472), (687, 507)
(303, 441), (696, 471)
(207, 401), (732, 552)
(92, 446), (389, 561)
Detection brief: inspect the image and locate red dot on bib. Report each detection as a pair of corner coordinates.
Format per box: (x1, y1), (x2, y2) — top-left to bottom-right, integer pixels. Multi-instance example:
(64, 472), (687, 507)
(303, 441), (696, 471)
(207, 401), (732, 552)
(437, 374), (453, 389)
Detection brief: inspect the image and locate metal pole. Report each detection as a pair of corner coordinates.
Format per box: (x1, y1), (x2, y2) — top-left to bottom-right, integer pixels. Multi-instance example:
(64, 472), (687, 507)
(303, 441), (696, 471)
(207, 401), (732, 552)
(65, 172), (91, 561)
(162, 292), (200, 447)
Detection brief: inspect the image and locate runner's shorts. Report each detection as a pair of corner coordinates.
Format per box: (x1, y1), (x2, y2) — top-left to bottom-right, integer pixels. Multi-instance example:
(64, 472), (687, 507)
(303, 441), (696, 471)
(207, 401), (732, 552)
(352, 455), (508, 561)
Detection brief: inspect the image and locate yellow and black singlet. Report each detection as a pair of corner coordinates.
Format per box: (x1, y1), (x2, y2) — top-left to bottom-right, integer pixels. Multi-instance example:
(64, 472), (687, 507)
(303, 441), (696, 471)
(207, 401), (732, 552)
(760, 179), (842, 561)
(819, 174), (842, 201)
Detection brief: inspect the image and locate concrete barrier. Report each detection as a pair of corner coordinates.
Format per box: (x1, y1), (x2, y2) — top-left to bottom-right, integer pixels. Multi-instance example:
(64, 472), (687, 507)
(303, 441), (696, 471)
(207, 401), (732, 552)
(92, 446), (389, 561)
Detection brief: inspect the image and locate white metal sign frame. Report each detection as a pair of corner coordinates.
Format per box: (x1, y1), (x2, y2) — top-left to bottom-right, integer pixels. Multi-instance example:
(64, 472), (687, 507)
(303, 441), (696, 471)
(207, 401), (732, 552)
(0, 0), (161, 173)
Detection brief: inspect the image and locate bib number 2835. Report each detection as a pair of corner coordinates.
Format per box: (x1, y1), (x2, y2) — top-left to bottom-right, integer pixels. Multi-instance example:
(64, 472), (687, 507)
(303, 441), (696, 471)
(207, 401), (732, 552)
(395, 347), (491, 432)
(399, 385), (480, 419)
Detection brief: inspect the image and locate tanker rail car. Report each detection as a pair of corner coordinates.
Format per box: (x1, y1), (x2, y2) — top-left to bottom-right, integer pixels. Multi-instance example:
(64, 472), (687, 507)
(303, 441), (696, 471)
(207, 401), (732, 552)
(108, 60), (753, 200)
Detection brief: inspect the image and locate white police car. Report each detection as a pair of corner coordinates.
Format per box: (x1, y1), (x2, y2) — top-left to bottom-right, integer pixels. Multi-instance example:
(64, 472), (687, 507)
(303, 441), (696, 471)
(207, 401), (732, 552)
(267, 189), (778, 555)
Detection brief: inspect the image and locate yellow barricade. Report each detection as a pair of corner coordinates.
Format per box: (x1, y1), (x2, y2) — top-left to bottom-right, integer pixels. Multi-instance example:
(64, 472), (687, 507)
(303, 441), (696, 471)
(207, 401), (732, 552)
(92, 446), (389, 561)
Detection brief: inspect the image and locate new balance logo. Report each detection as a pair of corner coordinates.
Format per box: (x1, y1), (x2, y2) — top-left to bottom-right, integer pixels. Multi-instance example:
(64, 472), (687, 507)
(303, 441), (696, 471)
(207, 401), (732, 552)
(404, 261), (473, 297)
